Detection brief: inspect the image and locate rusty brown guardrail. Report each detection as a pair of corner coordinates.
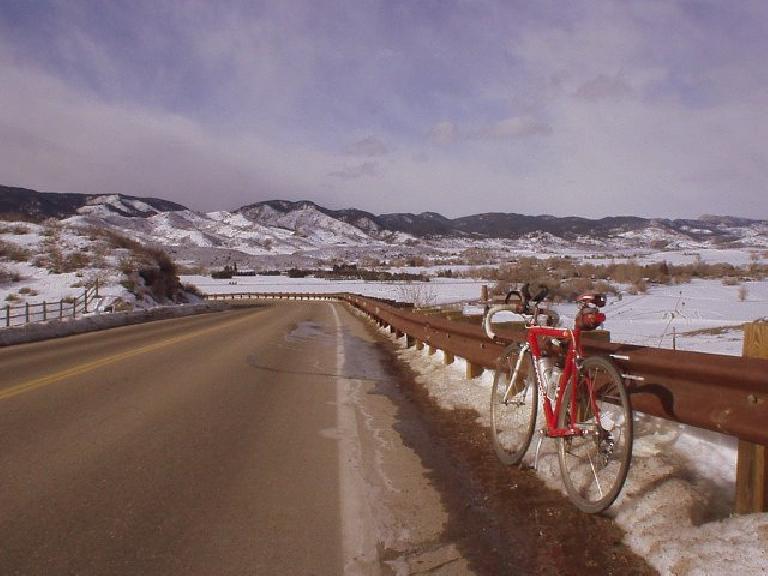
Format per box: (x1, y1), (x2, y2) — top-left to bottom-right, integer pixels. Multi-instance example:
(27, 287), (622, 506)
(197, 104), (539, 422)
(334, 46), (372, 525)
(202, 290), (768, 511)
(343, 294), (768, 446)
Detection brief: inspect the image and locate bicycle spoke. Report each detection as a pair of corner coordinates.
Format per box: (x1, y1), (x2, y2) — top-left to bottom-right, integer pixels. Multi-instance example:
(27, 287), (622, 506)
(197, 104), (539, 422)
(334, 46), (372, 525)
(558, 356), (633, 513)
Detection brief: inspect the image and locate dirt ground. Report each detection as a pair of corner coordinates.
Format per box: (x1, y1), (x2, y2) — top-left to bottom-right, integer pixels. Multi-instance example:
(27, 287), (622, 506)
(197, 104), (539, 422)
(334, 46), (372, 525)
(368, 323), (657, 576)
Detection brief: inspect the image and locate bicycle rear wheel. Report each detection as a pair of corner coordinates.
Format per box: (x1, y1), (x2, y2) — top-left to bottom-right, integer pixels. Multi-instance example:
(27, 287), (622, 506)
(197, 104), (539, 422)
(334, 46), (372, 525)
(490, 346), (538, 465)
(557, 356), (632, 513)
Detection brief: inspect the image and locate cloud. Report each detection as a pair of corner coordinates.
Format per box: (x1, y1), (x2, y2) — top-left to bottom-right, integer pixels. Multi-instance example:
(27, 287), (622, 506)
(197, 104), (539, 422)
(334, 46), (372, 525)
(575, 74), (633, 102)
(1, 1), (767, 219)
(343, 136), (389, 157)
(477, 116), (553, 139)
(429, 121), (458, 145)
(329, 161), (380, 179)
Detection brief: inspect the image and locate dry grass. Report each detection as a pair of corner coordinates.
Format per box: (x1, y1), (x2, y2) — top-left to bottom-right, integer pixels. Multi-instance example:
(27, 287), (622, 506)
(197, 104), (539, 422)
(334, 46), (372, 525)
(681, 324), (745, 337)
(0, 265), (21, 284)
(0, 240), (31, 262)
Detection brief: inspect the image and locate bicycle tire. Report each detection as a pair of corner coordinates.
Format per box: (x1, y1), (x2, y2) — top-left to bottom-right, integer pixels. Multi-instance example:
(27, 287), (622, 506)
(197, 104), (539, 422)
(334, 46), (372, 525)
(557, 356), (632, 513)
(490, 345), (538, 465)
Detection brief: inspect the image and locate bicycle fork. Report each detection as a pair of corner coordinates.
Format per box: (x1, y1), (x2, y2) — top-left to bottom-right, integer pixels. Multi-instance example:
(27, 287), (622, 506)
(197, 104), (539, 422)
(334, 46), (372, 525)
(502, 342), (531, 404)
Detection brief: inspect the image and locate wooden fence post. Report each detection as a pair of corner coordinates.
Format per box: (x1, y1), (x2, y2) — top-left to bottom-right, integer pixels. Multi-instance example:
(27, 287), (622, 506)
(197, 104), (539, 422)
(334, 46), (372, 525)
(735, 321), (768, 513)
(443, 351), (454, 365)
(25, 302), (29, 323)
(5, 304), (9, 327)
(42, 301), (47, 321)
(83, 289), (88, 314)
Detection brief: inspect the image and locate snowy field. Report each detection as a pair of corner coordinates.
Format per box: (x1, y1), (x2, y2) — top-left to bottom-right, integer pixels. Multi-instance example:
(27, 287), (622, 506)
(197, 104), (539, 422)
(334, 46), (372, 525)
(180, 274), (490, 306)
(185, 275), (768, 356)
(359, 311), (768, 576)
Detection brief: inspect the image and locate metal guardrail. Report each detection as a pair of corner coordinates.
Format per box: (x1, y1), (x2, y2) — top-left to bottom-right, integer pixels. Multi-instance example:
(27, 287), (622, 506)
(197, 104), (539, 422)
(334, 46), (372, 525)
(203, 290), (768, 444)
(3, 283), (101, 328)
(343, 294), (768, 446)
(203, 290), (768, 511)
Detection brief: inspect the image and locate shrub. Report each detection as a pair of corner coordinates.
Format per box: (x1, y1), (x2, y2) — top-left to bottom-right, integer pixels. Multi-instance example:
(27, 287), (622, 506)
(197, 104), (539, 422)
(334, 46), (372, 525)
(41, 218), (62, 237)
(18, 287), (38, 296)
(5, 293), (21, 302)
(0, 266), (21, 284)
(632, 278), (648, 294)
(183, 283), (204, 297)
(62, 251), (91, 271)
(0, 240), (31, 262)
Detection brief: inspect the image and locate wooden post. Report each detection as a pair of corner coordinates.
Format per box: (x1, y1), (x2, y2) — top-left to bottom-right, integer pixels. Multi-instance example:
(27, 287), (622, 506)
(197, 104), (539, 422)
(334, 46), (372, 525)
(5, 304), (9, 327)
(25, 302), (29, 323)
(42, 301), (47, 321)
(415, 340), (424, 351)
(481, 284), (489, 302)
(466, 361), (484, 379)
(428, 345), (436, 356)
(405, 335), (415, 348)
(735, 322), (768, 513)
(83, 289), (88, 314)
(443, 351), (454, 365)
(59, 299), (63, 319)
(73, 297), (77, 318)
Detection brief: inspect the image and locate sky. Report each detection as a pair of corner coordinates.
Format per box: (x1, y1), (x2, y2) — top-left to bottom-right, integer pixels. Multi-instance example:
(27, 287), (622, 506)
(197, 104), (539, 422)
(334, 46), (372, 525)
(0, 0), (767, 219)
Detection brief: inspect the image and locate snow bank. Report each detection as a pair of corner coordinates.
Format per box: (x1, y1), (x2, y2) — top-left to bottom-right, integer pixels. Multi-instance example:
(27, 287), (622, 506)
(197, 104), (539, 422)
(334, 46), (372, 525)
(0, 302), (227, 347)
(359, 310), (768, 576)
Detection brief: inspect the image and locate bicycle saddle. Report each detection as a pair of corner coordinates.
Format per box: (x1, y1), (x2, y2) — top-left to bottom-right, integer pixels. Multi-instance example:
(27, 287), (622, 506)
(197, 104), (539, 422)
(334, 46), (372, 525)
(577, 293), (607, 308)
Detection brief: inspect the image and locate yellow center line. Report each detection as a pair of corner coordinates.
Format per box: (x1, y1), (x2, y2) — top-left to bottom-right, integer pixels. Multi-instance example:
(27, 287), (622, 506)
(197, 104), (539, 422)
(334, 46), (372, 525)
(0, 310), (260, 402)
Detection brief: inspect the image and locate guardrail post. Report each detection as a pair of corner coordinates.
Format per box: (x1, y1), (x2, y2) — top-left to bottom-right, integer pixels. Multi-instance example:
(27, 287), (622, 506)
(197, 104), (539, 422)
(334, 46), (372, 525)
(466, 361), (483, 379)
(735, 321), (768, 513)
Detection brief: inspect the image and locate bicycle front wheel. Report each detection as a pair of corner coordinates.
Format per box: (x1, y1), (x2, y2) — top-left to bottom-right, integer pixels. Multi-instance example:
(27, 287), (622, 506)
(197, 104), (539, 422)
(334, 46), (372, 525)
(490, 346), (538, 465)
(557, 356), (632, 513)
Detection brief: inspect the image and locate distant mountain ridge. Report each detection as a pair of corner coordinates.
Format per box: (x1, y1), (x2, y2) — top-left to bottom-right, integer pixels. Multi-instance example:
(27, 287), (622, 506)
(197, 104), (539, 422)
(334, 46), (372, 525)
(0, 185), (187, 221)
(2, 185), (767, 247)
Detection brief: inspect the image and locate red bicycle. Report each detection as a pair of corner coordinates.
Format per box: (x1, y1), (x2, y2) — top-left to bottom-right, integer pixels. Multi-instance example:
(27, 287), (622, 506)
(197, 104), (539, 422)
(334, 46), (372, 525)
(483, 284), (632, 513)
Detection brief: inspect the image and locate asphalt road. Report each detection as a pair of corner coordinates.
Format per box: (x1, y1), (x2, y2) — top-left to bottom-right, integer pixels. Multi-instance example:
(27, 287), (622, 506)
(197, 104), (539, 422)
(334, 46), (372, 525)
(0, 301), (655, 576)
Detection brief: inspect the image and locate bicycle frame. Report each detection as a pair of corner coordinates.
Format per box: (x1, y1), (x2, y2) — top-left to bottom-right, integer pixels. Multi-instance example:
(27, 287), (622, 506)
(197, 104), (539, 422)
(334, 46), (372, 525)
(508, 325), (598, 439)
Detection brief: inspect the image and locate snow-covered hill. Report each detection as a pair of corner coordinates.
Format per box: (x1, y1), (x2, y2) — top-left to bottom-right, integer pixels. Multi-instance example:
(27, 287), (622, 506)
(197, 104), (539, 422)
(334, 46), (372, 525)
(3, 185), (768, 259)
